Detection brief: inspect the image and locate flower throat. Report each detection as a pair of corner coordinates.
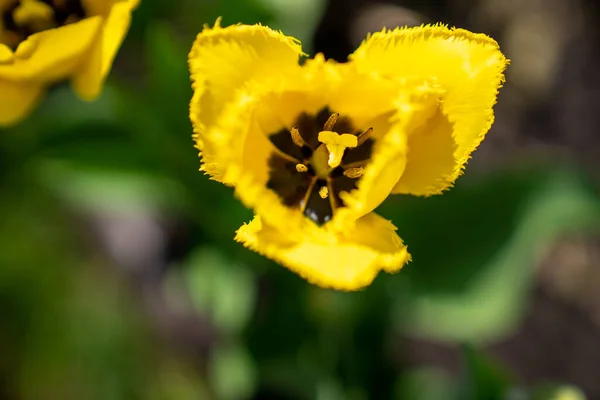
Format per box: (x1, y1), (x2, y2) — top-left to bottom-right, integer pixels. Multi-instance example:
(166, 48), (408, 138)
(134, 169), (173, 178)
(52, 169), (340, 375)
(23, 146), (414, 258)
(267, 107), (375, 225)
(1, 0), (86, 50)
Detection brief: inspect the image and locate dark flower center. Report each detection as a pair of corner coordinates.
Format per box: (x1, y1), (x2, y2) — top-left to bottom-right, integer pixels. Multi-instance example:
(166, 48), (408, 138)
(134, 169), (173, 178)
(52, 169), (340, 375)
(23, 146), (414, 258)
(1, 0), (86, 50)
(266, 106), (375, 226)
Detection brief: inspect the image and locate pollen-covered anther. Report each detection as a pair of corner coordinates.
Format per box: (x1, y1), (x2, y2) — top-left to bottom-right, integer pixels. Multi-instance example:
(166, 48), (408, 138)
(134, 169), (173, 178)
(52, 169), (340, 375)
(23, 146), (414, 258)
(343, 167), (364, 179)
(296, 163), (308, 172)
(323, 112), (339, 131)
(290, 126), (304, 147)
(357, 127), (373, 146)
(318, 131), (358, 168)
(319, 186), (329, 199)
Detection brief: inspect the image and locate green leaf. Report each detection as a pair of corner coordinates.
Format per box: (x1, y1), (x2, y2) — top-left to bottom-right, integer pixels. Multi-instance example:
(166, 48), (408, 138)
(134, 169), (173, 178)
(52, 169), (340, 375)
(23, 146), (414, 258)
(395, 368), (456, 400)
(209, 342), (258, 400)
(185, 247), (256, 335)
(145, 22), (192, 131)
(256, 0), (326, 48)
(36, 160), (186, 214)
(457, 345), (511, 400)
(529, 385), (587, 400)
(381, 167), (600, 343)
(190, 0), (274, 27)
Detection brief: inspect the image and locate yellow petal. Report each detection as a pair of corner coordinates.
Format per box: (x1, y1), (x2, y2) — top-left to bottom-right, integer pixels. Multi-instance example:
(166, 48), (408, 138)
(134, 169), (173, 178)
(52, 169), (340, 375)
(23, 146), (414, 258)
(235, 212), (410, 290)
(391, 108), (457, 195)
(0, 16), (104, 82)
(350, 25), (508, 196)
(0, 44), (13, 63)
(72, 0), (136, 100)
(82, 0), (139, 17)
(189, 20), (304, 181)
(0, 78), (43, 126)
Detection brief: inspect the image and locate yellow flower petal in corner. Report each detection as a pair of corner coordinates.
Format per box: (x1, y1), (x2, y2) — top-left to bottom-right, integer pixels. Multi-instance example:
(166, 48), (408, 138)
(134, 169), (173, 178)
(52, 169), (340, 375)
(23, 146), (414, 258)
(235, 212), (410, 291)
(0, 16), (103, 82)
(0, 0), (137, 126)
(72, 0), (140, 100)
(350, 25), (509, 196)
(0, 78), (43, 125)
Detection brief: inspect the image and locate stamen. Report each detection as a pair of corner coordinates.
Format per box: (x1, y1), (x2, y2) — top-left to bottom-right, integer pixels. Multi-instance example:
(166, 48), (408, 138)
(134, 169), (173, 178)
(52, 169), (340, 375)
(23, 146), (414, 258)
(319, 186), (329, 199)
(13, 0), (55, 32)
(290, 126), (304, 147)
(343, 167), (364, 179)
(323, 113), (339, 131)
(295, 163), (308, 172)
(357, 127), (373, 146)
(300, 177), (318, 213)
(318, 131), (358, 168)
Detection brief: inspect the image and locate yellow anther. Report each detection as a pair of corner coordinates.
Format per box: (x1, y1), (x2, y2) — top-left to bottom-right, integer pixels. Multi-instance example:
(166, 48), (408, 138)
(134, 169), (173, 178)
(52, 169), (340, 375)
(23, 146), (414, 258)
(290, 126), (304, 147)
(13, 0), (55, 32)
(296, 163), (308, 172)
(323, 113), (339, 131)
(319, 186), (329, 199)
(357, 127), (373, 146)
(343, 167), (364, 179)
(317, 131), (358, 168)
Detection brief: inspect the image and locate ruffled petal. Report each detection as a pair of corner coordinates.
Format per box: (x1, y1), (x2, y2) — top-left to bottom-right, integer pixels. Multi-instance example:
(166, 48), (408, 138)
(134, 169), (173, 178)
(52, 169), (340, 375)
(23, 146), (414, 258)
(350, 24), (508, 196)
(71, 0), (137, 100)
(189, 20), (304, 181)
(0, 78), (43, 126)
(0, 16), (104, 82)
(235, 212), (410, 290)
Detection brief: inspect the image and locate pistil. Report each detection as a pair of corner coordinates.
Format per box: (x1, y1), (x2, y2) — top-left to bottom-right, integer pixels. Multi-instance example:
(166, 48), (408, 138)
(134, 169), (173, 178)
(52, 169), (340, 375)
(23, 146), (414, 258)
(317, 130), (358, 168)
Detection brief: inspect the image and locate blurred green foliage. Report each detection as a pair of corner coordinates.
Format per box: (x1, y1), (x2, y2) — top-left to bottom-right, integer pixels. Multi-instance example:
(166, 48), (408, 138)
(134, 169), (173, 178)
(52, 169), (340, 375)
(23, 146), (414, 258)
(1, 0), (599, 399)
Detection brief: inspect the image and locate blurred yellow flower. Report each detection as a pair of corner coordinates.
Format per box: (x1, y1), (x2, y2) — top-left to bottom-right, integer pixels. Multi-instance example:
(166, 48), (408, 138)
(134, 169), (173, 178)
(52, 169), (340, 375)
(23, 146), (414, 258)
(0, 0), (138, 126)
(188, 20), (508, 290)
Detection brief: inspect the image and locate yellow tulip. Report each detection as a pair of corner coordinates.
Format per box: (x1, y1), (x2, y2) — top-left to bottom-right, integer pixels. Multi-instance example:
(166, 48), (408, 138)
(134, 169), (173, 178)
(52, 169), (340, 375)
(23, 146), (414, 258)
(188, 20), (509, 290)
(0, 0), (139, 126)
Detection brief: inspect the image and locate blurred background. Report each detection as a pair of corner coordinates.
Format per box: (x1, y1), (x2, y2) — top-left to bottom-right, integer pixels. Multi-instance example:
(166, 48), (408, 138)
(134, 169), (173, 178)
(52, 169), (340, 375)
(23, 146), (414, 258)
(1, 0), (600, 399)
